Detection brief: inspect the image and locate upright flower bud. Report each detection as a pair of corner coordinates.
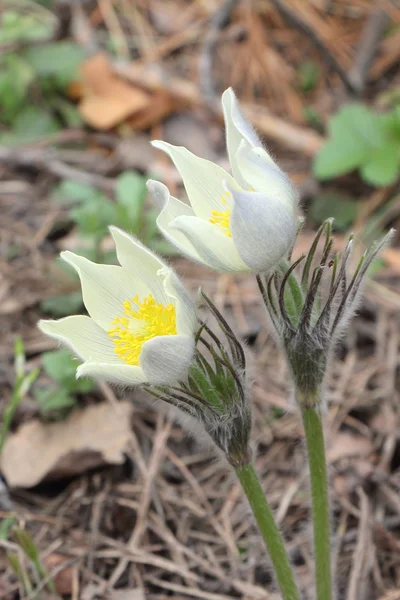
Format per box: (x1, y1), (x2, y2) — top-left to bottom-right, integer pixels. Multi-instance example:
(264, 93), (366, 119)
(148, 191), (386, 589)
(257, 221), (395, 405)
(148, 88), (297, 274)
(146, 290), (251, 466)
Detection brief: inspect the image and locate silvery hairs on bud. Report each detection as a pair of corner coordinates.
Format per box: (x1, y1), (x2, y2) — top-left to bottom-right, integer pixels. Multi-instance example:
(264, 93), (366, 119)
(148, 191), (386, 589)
(257, 219), (395, 404)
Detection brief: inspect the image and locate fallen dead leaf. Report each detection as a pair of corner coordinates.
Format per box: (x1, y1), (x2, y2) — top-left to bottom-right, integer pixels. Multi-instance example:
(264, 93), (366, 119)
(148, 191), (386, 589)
(127, 90), (176, 130)
(0, 402), (133, 487)
(44, 554), (76, 595)
(327, 432), (373, 463)
(77, 53), (150, 129)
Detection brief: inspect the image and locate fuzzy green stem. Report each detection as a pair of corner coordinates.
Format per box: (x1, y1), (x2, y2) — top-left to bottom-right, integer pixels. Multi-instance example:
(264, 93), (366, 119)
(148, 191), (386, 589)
(301, 403), (332, 600)
(235, 463), (300, 600)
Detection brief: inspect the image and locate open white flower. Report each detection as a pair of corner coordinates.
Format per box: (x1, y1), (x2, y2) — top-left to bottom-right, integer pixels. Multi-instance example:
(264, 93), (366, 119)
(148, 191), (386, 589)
(38, 227), (197, 386)
(147, 87), (297, 273)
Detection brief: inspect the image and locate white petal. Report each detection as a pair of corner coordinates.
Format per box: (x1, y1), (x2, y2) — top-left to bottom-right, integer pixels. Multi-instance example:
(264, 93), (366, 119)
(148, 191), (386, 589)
(221, 87), (262, 186)
(61, 251), (150, 330)
(140, 335), (195, 385)
(235, 143), (297, 210)
(77, 362), (146, 385)
(229, 187), (297, 273)
(38, 316), (120, 363)
(171, 215), (250, 272)
(162, 269), (197, 336)
(151, 140), (238, 219)
(147, 180), (203, 263)
(222, 88), (261, 151)
(109, 226), (167, 303)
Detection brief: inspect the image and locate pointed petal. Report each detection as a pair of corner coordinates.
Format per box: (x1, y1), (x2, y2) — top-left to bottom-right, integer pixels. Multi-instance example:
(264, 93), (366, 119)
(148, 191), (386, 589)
(61, 251), (150, 330)
(222, 87), (261, 151)
(77, 362), (146, 385)
(162, 269), (197, 336)
(147, 180), (203, 263)
(235, 143), (297, 209)
(151, 140), (238, 219)
(140, 335), (195, 385)
(109, 226), (167, 303)
(229, 187), (297, 273)
(171, 215), (250, 272)
(221, 87), (262, 185)
(38, 316), (120, 362)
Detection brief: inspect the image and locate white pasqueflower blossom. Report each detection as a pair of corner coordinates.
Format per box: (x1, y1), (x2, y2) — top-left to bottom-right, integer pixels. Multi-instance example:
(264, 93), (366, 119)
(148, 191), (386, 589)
(147, 87), (297, 273)
(38, 227), (197, 386)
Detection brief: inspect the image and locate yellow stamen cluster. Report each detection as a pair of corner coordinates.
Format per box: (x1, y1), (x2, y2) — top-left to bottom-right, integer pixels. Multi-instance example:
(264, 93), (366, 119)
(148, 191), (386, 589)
(108, 294), (177, 365)
(209, 193), (231, 237)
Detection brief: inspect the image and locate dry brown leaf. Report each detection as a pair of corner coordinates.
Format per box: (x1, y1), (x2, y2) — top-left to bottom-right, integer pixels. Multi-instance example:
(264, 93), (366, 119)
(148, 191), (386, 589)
(44, 554), (76, 595)
(78, 53), (150, 129)
(327, 432), (373, 463)
(127, 90), (176, 130)
(0, 402), (133, 488)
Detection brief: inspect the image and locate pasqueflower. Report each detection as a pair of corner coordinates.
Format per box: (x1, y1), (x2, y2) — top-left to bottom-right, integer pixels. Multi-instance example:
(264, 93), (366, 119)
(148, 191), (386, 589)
(39, 227), (196, 386)
(147, 87), (297, 273)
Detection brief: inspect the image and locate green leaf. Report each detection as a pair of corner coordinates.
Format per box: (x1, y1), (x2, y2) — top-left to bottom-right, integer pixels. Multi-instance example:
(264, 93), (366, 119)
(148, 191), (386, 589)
(6, 552), (24, 581)
(0, 54), (34, 124)
(0, 518), (16, 541)
(70, 197), (116, 239)
(54, 179), (116, 237)
(14, 528), (39, 562)
(23, 41), (85, 84)
(314, 137), (367, 180)
(329, 104), (385, 143)
(360, 141), (400, 186)
(40, 290), (83, 318)
(390, 105), (400, 137)
(115, 171), (147, 230)
(42, 348), (79, 385)
(34, 386), (77, 418)
(314, 104), (385, 180)
(308, 193), (357, 232)
(52, 97), (83, 128)
(41, 348), (95, 393)
(0, 7), (56, 44)
(53, 179), (100, 205)
(0, 106), (59, 144)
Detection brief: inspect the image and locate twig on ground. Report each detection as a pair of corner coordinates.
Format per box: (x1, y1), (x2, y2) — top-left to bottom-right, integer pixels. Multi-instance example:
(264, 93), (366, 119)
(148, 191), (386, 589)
(199, 0), (240, 102)
(0, 147), (115, 192)
(347, 488), (373, 600)
(108, 414), (172, 587)
(348, 8), (389, 94)
(113, 61), (324, 156)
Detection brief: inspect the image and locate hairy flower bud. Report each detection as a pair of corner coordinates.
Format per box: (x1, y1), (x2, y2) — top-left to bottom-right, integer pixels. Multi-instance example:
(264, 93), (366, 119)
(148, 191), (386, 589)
(145, 291), (251, 466)
(257, 221), (395, 405)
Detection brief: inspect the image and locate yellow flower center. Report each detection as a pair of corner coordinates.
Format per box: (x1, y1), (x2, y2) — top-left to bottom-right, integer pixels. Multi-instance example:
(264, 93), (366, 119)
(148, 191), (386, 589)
(209, 193), (231, 237)
(108, 294), (177, 366)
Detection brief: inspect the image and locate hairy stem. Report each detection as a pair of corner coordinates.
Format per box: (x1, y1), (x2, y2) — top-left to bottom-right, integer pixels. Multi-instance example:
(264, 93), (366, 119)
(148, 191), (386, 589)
(301, 402), (332, 600)
(235, 462), (300, 600)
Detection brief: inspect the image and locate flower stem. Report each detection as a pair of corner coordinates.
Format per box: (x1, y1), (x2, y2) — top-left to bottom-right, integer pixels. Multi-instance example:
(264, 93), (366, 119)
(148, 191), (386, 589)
(235, 462), (300, 600)
(301, 403), (332, 600)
